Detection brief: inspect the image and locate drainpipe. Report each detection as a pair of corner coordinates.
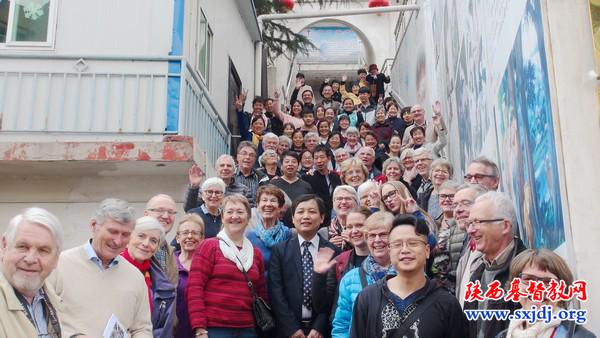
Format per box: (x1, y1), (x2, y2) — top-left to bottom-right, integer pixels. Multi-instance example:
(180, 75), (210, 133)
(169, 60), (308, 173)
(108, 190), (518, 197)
(254, 4), (420, 97)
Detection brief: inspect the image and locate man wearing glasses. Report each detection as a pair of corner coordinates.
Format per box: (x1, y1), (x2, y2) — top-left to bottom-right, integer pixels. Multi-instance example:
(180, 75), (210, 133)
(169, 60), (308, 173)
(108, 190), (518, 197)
(463, 191), (527, 338)
(145, 194), (179, 286)
(350, 214), (467, 338)
(464, 157), (500, 191)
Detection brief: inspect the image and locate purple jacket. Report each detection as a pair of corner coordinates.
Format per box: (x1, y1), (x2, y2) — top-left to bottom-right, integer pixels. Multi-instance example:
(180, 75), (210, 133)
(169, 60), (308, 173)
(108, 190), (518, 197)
(174, 252), (192, 338)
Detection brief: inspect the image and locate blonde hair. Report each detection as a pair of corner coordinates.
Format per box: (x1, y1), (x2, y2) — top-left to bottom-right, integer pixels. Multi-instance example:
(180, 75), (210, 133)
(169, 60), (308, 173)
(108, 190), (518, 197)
(340, 158), (368, 185)
(221, 194), (251, 221)
(362, 211), (394, 235)
(176, 213), (205, 235)
(380, 181), (436, 232)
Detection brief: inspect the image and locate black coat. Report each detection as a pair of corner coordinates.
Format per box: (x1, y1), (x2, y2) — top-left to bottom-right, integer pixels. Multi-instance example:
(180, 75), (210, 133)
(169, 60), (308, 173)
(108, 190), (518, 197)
(301, 171), (342, 228)
(464, 238), (528, 338)
(350, 277), (468, 338)
(269, 234), (341, 338)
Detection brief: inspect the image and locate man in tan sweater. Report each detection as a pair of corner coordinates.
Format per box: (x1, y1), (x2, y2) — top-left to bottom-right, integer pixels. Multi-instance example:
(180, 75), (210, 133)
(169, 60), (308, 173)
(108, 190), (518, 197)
(48, 198), (152, 338)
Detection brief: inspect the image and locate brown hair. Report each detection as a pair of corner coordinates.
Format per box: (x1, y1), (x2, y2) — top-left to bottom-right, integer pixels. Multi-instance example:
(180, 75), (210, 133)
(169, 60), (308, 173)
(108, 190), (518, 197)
(508, 249), (574, 307)
(340, 158), (368, 184)
(256, 185), (286, 208)
(221, 194), (251, 221)
(177, 213), (205, 235)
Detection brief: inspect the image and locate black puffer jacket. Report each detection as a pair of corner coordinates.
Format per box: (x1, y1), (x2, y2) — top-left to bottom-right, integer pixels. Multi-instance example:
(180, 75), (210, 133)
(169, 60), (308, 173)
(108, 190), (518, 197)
(350, 277), (468, 338)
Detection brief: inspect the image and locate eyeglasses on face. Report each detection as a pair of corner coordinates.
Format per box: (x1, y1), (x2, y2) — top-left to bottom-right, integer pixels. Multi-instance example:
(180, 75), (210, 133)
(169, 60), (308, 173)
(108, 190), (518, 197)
(177, 230), (204, 237)
(519, 273), (556, 286)
(203, 190), (224, 196)
(464, 218), (504, 228)
(439, 194), (455, 200)
(381, 190), (398, 202)
(147, 208), (177, 216)
(366, 232), (389, 241)
(388, 239), (427, 250)
(464, 173), (496, 181)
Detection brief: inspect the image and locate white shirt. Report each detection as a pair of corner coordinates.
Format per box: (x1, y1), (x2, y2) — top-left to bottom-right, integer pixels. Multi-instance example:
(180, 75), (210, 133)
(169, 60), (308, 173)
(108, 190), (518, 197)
(298, 234), (320, 319)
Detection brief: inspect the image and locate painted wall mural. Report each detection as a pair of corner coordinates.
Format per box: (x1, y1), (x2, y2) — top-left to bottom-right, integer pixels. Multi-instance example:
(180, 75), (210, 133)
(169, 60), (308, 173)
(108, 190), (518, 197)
(393, 0), (565, 250)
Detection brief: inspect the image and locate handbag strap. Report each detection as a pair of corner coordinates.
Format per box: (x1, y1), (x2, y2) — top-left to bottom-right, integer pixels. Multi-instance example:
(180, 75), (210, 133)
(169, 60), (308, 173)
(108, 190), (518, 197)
(218, 238), (258, 298)
(358, 268), (368, 288)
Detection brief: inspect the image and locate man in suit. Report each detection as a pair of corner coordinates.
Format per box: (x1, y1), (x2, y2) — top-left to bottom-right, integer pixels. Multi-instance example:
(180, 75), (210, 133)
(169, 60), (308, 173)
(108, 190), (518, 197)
(269, 194), (341, 338)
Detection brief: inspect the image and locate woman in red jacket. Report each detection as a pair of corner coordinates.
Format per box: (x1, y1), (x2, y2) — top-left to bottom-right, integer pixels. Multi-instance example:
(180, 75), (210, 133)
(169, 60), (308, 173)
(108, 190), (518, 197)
(187, 194), (267, 338)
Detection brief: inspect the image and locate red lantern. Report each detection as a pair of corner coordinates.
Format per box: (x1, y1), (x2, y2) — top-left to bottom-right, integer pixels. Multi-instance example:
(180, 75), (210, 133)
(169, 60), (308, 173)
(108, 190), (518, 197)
(368, 0), (390, 7)
(278, 0), (295, 11)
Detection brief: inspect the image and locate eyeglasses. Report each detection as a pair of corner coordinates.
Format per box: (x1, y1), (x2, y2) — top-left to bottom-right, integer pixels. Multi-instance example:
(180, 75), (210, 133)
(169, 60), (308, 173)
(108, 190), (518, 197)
(203, 190), (224, 196)
(414, 158), (432, 163)
(439, 194), (455, 200)
(147, 208), (177, 216)
(178, 230), (203, 237)
(388, 239), (427, 249)
(452, 200), (474, 209)
(381, 190), (398, 202)
(464, 218), (505, 229)
(519, 273), (556, 286)
(464, 173), (496, 181)
(366, 233), (389, 241)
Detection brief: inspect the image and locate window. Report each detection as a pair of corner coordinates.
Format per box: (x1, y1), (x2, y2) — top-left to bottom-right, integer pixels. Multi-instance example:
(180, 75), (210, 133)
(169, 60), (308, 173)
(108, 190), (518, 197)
(1, 0), (56, 46)
(197, 9), (213, 86)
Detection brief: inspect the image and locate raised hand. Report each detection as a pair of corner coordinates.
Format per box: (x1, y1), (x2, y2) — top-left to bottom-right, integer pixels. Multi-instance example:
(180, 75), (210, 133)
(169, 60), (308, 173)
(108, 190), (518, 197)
(273, 89), (280, 100)
(234, 89), (247, 111)
(188, 164), (205, 187)
(313, 247), (337, 274)
(404, 197), (419, 213)
(432, 100), (442, 115)
(341, 74), (348, 82)
(295, 78), (303, 89)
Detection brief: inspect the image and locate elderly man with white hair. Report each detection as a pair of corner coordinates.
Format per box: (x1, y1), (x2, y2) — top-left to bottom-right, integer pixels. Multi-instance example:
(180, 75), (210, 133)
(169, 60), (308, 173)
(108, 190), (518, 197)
(463, 191), (527, 338)
(355, 146), (381, 179)
(145, 193), (179, 286)
(0, 208), (64, 338)
(49, 198), (152, 338)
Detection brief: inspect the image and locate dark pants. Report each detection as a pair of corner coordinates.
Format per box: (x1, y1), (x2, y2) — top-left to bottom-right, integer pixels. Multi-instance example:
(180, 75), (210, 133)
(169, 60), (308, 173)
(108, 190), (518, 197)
(207, 327), (257, 338)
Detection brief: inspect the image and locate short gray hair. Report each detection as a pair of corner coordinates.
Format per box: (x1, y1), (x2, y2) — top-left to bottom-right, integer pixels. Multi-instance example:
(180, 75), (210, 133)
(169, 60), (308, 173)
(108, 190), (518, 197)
(93, 198), (135, 226)
(278, 135), (292, 146)
(470, 156), (500, 177)
(356, 146), (374, 156)
(133, 216), (165, 245)
(263, 132), (279, 143)
(382, 157), (402, 173)
(334, 148), (349, 157)
(475, 191), (517, 226)
(259, 149), (278, 167)
(439, 180), (460, 192)
(201, 177), (227, 193)
(413, 147), (433, 159)
(455, 183), (488, 196)
(146, 194), (176, 210)
(4, 207), (64, 252)
(357, 181), (378, 199)
(399, 149), (414, 170)
(304, 132), (319, 142)
(346, 126), (359, 136)
(216, 154), (237, 171)
(430, 158), (454, 178)
(333, 185), (359, 204)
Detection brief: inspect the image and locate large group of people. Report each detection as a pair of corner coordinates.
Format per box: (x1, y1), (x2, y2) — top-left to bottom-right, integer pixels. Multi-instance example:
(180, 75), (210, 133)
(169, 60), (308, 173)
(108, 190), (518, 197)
(0, 65), (595, 338)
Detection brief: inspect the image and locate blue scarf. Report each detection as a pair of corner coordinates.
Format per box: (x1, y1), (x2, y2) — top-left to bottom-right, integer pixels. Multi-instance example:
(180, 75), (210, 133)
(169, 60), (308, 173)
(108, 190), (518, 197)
(362, 255), (396, 281)
(254, 218), (290, 248)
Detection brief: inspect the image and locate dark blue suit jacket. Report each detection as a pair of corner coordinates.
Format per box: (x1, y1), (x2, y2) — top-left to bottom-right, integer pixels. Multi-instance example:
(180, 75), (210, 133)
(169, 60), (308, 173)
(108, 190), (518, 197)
(268, 233), (340, 338)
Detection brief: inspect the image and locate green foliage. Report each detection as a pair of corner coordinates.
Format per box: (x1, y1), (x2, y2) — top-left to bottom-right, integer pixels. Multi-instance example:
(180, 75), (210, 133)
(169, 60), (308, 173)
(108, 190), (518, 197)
(255, 0), (355, 61)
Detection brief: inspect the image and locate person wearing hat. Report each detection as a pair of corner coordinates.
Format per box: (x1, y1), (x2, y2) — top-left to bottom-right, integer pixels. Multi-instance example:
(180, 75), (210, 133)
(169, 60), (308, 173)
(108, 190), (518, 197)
(366, 64), (390, 105)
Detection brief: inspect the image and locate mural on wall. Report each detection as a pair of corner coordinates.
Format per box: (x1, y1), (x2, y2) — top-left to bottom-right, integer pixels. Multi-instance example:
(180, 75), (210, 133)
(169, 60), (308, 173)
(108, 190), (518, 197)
(496, 0), (564, 249)
(298, 26), (362, 63)
(396, 0), (566, 250)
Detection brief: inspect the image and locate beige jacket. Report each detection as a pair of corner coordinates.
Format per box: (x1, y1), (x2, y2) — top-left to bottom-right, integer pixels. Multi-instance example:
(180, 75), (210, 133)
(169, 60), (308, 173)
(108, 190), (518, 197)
(0, 272), (62, 338)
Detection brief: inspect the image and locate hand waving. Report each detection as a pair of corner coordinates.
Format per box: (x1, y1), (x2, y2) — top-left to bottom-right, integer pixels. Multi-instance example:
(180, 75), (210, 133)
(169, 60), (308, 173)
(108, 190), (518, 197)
(313, 247), (337, 274)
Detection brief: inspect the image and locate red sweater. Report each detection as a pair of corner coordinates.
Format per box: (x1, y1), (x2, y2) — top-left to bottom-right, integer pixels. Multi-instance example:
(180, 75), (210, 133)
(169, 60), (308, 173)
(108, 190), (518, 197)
(187, 237), (267, 329)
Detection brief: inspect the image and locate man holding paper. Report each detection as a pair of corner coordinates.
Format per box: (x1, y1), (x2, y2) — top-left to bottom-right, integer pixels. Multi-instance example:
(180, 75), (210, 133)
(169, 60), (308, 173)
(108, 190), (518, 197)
(48, 198), (152, 338)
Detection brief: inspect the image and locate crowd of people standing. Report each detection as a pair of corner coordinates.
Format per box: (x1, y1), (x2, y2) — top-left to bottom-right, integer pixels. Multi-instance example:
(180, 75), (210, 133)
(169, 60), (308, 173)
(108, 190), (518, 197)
(0, 64), (595, 338)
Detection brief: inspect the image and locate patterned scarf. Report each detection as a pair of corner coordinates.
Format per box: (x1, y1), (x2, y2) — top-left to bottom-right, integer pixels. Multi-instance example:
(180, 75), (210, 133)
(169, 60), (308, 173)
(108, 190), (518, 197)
(254, 218), (289, 248)
(362, 255), (396, 281)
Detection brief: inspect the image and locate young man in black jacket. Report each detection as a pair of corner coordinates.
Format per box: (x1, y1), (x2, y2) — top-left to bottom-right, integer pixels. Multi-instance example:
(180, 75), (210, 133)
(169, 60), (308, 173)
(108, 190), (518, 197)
(350, 214), (468, 338)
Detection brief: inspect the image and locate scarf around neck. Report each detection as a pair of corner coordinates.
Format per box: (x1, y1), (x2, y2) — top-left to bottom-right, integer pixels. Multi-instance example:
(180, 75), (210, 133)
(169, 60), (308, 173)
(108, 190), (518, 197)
(121, 248), (152, 310)
(506, 314), (561, 338)
(362, 254), (396, 281)
(217, 229), (254, 272)
(254, 217), (289, 248)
